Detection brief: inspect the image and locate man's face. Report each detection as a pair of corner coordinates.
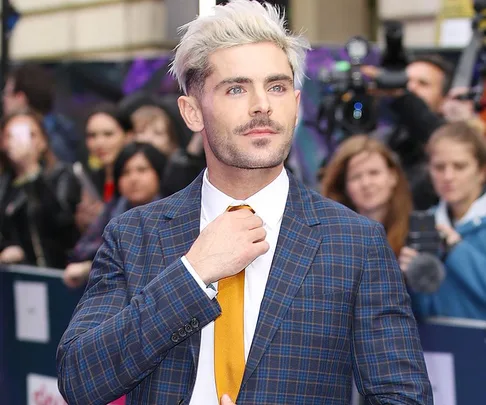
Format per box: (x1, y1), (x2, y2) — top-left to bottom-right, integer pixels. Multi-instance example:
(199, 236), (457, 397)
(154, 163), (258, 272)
(196, 42), (300, 171)
(406, 61), (446, 113)
(2, 78), (27, 116)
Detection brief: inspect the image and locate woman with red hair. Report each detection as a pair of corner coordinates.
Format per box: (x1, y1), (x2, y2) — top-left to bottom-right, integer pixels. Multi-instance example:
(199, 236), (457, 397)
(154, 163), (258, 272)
(321, 135), (412, 257)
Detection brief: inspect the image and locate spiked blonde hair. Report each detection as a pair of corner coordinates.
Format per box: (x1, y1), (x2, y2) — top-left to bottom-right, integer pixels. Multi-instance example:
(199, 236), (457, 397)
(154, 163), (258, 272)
(169, 0), (310, 96)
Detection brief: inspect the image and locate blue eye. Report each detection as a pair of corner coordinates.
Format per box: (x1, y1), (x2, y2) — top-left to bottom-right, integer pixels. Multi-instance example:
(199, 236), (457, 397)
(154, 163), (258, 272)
(228, 86), (244, 95)
(270, 84), (286, 92)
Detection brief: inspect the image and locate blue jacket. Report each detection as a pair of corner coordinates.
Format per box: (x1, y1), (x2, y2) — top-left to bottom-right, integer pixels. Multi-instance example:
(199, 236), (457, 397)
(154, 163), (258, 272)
(411, 192), (486, 320)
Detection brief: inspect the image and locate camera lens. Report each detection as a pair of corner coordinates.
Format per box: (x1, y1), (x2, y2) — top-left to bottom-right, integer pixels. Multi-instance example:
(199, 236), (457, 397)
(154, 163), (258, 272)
(341, 95), (375, 133)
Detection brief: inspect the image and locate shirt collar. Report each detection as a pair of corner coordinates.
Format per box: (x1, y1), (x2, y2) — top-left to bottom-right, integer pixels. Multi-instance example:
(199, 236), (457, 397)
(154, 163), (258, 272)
(201, 168), (289, 230)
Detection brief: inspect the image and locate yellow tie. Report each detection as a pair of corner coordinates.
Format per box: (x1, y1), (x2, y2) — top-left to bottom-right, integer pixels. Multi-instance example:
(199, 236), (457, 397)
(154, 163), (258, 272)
(214, 204), (255, 401)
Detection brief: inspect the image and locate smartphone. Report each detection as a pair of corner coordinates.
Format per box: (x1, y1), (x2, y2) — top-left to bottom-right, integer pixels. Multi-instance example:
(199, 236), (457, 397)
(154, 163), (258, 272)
(9, 123), (32, 147)
(73, 162), (102, 201)
(407, 211), (443, 255)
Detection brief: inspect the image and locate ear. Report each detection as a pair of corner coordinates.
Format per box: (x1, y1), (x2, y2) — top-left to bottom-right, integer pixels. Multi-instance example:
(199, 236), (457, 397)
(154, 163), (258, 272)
(294, 89), (301, 127)
(177, 95), (204, 133)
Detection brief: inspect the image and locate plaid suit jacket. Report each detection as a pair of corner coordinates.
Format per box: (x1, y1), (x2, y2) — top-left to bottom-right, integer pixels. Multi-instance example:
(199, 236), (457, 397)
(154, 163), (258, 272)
(57, 172), (432, 405)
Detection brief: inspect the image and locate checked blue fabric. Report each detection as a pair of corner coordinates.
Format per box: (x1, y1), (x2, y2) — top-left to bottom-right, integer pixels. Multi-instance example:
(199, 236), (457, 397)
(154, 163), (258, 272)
(57, 171), (432, 405)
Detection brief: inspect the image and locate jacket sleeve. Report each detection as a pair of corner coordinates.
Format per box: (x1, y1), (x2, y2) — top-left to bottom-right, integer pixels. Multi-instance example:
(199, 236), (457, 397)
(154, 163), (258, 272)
(444, 239), (486, 302)
(24, 167), (79, 228)
(352, 223), (433, 405)
(390, 92), (445, 145)
(56, 216), (221, 405)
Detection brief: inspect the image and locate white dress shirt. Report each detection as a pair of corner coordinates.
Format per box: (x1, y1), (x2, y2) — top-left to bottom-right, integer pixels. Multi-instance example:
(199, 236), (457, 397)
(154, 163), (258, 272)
(181, 168), (289, 404)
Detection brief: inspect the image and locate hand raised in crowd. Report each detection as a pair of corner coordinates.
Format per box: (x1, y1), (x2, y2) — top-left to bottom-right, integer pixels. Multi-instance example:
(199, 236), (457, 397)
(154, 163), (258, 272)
(63, 261), (92, 289)
(398, 246), (419, 273)
(75, 191), (104, 233)
(436, 224), (462, 248)
(360, 65), (406, 98)
(185, 209), (269, 285)
(441, 87), (475, 123)
(0, 245), (25, 264)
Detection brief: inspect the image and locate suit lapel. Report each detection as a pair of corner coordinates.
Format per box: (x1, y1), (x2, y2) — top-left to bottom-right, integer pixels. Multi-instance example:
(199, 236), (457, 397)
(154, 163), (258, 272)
(241, 175), (323, 389)
(157, 175), (204, 370)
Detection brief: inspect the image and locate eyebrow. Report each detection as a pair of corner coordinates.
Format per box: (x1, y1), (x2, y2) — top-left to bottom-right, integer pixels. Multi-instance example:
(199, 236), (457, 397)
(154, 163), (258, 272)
(214, 74), (294, 91)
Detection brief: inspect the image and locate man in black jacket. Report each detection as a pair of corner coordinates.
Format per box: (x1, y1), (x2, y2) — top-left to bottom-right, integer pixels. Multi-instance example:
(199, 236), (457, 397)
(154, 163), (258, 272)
(365, 54), (454, 210)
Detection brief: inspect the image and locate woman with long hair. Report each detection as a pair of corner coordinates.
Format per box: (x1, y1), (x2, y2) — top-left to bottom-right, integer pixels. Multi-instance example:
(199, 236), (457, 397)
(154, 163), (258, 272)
(63, 142), (166, 289)
(321, 135), (412, 256)
(74, 103), (131, 232)
(399, 121), (486, 320)
(0, 109), (80, 268)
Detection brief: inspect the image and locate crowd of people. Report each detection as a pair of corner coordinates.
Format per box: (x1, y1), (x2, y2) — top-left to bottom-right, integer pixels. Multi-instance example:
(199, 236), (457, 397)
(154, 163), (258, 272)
(0, 34), (485, 330)
(0, 0), (481, 404)
(0, 65), (206, 287)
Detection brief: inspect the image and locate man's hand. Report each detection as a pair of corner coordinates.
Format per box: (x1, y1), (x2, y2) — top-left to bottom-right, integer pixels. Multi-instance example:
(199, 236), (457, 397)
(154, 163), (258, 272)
(361, 65), (406, 97)
(220, 394), (236, 405)
(185, 209), (269, 284)
(441, 87), (475, 122)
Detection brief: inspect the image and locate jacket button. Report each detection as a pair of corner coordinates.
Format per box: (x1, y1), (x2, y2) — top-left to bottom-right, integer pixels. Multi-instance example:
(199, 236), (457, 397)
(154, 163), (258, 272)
(171, 333), (180, 343)
(184, 324), (193, 333)
(178, 327), (187, 337)
(190, 318), (199, 328)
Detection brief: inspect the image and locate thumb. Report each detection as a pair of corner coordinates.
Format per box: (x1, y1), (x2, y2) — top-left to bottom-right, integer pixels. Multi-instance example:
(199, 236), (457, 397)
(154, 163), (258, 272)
(220, 394), (236, 405)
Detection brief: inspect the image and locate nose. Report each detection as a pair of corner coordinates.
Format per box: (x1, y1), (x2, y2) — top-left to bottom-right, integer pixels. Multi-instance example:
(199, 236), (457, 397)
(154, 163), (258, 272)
(360, 174), (373, 189)
(249, 88), (272, 116)
(443, 166), (455, 181)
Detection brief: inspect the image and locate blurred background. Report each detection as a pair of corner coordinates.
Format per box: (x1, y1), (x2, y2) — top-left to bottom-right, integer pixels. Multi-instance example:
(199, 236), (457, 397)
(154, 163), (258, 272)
(1, 1), (485, 405)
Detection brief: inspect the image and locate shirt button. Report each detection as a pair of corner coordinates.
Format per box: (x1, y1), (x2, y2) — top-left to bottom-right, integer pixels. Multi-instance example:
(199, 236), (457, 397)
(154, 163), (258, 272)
(171, 333), (180, 343)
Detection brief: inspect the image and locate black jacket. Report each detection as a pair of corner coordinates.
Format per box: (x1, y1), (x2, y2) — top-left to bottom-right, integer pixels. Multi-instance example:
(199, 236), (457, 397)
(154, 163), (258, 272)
(386, 92), (445, 210)
(0, 162), (81, 269)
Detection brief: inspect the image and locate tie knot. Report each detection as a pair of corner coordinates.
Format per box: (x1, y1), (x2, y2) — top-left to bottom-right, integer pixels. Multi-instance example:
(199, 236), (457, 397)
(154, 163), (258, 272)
(226, 204), (255, 214)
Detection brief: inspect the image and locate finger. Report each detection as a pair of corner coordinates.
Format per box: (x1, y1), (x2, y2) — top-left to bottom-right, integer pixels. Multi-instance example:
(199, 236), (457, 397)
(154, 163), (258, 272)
(248, 227), (266, 243)
(251, 240), (270, 257)
(401, 246), (418, 257)
(245, 214), (264, 230)
(436, 223), (455, 233)
(220, 394), (235, 405)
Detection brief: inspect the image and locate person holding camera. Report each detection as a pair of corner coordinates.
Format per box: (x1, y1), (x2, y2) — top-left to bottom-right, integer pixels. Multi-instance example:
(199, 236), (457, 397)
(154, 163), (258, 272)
(363, 55), (457, 211)
(399, 121), (486, 320)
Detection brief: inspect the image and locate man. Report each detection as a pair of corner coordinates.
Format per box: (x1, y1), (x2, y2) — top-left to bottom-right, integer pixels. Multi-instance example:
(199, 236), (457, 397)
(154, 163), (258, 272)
(364, 55), (455, 210)
(3, 64), (79, 163)
(57, 1), (432, 404)
(405, 54), (452, 114)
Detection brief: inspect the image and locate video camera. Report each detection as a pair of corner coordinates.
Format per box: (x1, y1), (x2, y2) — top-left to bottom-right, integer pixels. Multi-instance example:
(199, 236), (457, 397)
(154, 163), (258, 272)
(315, 21), (410, 140)
(449, 0), (486, 110)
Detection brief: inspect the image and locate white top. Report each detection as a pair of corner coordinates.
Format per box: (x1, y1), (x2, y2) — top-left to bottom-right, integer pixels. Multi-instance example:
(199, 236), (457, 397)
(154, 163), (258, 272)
(182, 168), (289, 404)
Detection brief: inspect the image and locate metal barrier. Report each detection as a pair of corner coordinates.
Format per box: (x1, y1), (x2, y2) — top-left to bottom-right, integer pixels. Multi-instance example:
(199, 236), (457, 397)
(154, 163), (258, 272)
(1, 264), (485, 405)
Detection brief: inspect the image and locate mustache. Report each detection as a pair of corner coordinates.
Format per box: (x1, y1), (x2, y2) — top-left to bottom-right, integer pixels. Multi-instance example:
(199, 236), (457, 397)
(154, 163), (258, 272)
(233, 116), (284, 135)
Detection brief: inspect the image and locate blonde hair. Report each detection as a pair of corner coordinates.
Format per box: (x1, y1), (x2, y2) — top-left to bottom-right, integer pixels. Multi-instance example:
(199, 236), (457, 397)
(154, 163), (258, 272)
(169, 0), (310, 96)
